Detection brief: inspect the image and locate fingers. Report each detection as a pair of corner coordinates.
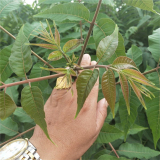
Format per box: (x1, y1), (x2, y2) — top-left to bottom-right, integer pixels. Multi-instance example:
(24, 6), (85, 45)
(96, 98), (108, 132)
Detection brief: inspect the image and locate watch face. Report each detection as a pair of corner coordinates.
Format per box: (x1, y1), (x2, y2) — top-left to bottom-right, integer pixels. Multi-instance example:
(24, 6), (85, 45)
(0, 139), (28, 160)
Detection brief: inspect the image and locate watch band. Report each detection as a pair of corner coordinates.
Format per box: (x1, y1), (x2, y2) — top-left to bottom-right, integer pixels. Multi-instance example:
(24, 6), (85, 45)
(17, 140), (42, 160)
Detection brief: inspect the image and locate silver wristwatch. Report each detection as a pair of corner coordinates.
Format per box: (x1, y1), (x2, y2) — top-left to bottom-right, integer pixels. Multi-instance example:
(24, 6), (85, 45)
(0, 138), (42, 160)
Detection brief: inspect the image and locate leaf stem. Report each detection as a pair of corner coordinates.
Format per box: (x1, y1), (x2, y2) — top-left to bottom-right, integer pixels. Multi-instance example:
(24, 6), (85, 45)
(77, 0), (102, 65)
(0, 25), (53, 68)
(109, 142), (120, 158)
(0, 127), (35, 147)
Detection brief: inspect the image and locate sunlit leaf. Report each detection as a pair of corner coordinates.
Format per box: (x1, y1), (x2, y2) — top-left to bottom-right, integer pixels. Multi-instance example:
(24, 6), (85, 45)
(119, 72), (130, 114)
(63, 39), (82, 53)
(118, 142), (160, 159)
(96, 25), (118, 63)
(102, 69), (116, 117)
(9, 26), (32, 77)
(21, 86), (54, 144)
(34, 3), (90, 22)
(0, 117), (18, 136)
(48, 51), (63, 61)
(112, 56), (137, 70)
(55, 75), (71, 89)
(76, 69), (99, 117)
(96, 123), (124, 143)
(0, 91), (17, 120)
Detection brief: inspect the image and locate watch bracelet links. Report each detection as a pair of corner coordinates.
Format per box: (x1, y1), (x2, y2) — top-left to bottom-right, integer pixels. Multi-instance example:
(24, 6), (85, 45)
(17, 141), (42, 160)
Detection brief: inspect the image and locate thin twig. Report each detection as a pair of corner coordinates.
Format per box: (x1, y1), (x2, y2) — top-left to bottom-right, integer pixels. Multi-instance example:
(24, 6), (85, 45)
(0, 127), (35, 147)
(0, 25), (53, 68)
(77, 0), (102, 65)
(109, 142), (119, 158)
(0, 73), (64, 89)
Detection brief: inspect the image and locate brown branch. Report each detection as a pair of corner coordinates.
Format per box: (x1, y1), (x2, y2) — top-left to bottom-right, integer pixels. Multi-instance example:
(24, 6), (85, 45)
(0, 73), (64, 89)
(0, 127), (35, 147)
(0, 25), (53, 68)
(77, 0), (102, 65)
(109, 142), (119, 158)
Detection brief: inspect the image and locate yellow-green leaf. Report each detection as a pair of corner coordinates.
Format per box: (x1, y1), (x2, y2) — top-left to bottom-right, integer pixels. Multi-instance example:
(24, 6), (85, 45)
(48, 51), (62, 61)
(54, 22), (60, 46)
(0, 91), (17, 120)
(63, 39), (82, 53)
(102, 69), (116, 117)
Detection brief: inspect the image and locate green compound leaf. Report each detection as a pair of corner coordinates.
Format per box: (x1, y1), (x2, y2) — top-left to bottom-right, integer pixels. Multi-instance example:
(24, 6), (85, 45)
(102, 69), (116, 118)
(126, 45), (143, 67)
(0, 117), (18, 136)
(123, 0), (159, 15)
(146, 72), (160, 148)
(118, 142), (160, 159)
(96, 25), (118, 63)
(0, 45), (13, 85)
(0, 91), (17, 120)
(96, 123), (124, 143)
(76, 69), (99, 117)
(48, 51), (63, 61)
(148, 28), (160, 63)
(63, 39), (82, 53)
(0, 0), (20, 18)
(34, 3), (90, 22)
(21, 86), (55, 144)
(9, 26), (32, 77)
(112, 56), (137, 70)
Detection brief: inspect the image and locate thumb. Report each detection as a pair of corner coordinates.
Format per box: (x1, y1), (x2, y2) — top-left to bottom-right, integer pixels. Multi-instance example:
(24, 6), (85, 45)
(96, 98), (108, 132)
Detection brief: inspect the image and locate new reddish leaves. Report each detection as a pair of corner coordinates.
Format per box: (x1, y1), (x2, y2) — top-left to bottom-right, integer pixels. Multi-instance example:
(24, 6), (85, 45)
(112, 56), (137, 70)
(76, 69), (99, 117)
(102, 69), (116, 118)
(119, 72), (130, 114)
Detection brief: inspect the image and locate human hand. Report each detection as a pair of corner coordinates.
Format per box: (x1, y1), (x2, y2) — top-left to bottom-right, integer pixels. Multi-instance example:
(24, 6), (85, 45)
(30, 54), (108, 160)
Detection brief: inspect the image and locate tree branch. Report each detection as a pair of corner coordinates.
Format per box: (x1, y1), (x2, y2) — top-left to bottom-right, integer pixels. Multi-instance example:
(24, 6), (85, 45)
(0, 127), (35, 147)
(77, 0), (102, 65)
(109, 142), (119, 158)
(0, 73), (64, 89)
(0, 25), (53, 68)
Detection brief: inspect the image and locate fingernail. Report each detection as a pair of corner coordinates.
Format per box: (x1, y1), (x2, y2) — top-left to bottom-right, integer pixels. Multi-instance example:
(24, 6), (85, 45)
(82, 54), (90, 61)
